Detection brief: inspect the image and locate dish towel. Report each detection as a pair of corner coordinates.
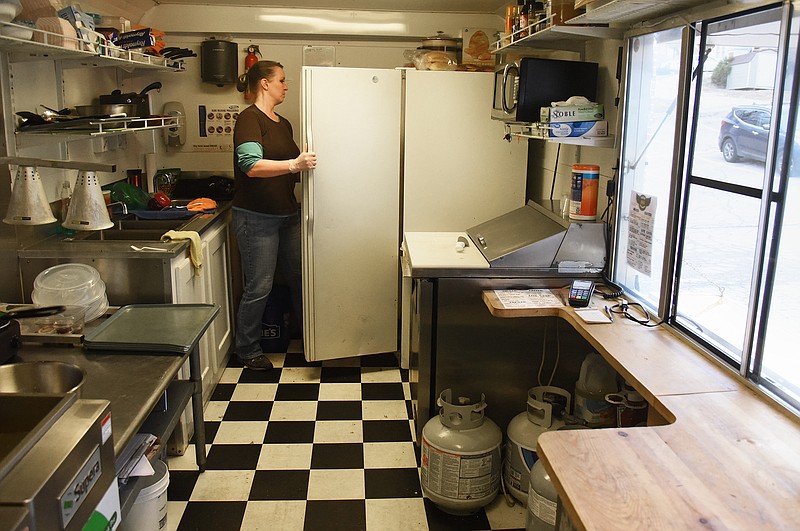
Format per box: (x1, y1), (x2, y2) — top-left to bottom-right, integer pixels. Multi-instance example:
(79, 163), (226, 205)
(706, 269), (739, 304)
(161, 230), (203, 276)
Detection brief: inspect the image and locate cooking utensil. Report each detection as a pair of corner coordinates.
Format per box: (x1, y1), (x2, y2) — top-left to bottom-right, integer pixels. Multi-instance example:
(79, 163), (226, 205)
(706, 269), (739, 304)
(0, 306), (67, 321)
(130, 245), (169, 252)
(94, 81), (162, 118)
(99, 81), (162, 104)
(75, 103), (136, 117)
(0, 306), (66, 364)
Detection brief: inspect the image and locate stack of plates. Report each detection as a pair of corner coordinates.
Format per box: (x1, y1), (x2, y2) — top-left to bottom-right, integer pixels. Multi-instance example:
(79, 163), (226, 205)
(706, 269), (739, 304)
(32, 263), (109, 323)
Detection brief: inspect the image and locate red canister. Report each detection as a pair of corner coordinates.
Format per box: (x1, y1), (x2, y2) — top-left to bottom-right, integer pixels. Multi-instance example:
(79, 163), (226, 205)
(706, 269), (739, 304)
(569, 164), (600, 221)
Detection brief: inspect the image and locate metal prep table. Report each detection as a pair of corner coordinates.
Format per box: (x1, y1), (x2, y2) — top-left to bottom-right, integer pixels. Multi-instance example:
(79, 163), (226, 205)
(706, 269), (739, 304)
(402, 201), (606, 440)
(8, 303), (218, 523)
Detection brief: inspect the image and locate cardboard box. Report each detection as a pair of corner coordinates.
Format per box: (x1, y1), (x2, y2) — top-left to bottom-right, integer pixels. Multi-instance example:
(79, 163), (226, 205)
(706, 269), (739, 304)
(548, 120), (608, 138)
(461, 28), (495, 67)
(541, 103), (604, 123)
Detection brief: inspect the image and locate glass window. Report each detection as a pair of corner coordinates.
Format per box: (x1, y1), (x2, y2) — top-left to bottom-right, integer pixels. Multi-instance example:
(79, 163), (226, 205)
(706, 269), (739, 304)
(613, 27), (684, 310)
(614, 3), (800, 413)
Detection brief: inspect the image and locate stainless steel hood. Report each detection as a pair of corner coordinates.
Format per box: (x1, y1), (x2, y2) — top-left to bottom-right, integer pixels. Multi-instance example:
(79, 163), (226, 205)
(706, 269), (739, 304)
(466, 200), (606, 270)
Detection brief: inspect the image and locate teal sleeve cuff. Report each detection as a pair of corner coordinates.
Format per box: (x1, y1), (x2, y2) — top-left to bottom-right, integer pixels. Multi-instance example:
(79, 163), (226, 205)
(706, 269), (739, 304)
(236, 142), (263, 174)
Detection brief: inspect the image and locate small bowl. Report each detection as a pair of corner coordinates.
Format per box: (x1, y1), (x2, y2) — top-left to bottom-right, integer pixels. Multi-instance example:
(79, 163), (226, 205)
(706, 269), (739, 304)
(0, 361), (86, 396)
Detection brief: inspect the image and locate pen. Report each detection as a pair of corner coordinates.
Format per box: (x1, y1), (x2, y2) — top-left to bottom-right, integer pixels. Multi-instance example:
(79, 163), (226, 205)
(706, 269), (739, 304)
(604, 306), (614, 322)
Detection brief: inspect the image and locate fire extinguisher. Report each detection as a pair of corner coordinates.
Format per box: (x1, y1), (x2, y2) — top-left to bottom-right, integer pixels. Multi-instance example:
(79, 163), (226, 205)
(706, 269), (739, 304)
(245, 45), (261, 71)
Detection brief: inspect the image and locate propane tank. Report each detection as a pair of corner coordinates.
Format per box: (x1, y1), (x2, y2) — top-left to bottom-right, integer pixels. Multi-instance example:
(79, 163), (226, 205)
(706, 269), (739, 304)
(420, 389), (502, 515)
(504, 386), (571, 504)
(525, 425), (585, 531)
(526, 459), (557, 531)
(245, 44), (261, 71)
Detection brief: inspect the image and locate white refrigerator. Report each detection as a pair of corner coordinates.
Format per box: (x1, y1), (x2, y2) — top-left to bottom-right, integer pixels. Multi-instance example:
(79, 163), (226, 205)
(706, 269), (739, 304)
(301, 66), (526, 362)
(301, 66), (403, 362)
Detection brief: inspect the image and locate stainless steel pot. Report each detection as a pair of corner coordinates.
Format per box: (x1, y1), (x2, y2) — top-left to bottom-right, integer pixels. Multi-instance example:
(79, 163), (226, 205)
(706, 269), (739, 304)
(75, 103), (141, 117)
(83, 81), (163, 118)
(420, 32), (461, 52)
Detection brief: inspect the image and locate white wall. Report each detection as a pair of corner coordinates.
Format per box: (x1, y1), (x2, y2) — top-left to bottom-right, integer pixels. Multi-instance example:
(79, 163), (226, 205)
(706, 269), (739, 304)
(526, 39), (623, 208)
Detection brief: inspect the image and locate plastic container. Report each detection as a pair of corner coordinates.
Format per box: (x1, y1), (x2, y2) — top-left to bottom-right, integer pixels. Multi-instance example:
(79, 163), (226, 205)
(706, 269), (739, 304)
(18, 305), (87, 335)
(120, 459), (169, 531)
(573, 352), (618, 428)
(569, 164), (599, 221)
(34, 263), (101, 293)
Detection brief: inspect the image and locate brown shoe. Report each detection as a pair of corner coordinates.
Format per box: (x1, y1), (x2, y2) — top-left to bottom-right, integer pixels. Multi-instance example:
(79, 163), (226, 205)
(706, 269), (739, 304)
(238, 354), (273, 371)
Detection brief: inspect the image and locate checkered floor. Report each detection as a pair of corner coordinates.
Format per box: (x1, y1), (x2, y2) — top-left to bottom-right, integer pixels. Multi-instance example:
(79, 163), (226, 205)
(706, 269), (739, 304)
(165, 340), (527, 531)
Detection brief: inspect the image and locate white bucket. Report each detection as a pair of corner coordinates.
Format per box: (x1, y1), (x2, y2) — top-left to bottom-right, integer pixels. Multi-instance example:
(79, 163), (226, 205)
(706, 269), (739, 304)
(121, 459), (169, 531)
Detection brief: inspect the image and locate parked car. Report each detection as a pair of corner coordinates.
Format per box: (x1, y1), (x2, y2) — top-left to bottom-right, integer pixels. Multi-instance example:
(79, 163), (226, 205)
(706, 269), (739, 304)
(718, 104), (799, 175)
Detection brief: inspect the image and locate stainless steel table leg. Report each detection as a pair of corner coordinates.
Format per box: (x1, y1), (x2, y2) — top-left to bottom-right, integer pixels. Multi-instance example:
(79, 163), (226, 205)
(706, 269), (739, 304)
(189, 345), (206, 471)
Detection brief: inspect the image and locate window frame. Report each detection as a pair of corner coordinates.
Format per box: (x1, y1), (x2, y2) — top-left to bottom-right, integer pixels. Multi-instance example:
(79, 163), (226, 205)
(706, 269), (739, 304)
(611, 0), (800, 415)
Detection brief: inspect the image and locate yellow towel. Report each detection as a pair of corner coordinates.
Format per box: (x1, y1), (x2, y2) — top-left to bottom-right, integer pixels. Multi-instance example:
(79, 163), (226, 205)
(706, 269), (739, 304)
(161, 230), (203, 276)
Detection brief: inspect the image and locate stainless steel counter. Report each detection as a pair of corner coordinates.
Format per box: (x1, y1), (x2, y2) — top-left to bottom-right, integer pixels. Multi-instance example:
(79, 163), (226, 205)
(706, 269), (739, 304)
(17, 203), (231, 306)
(13, 346), (186, 457)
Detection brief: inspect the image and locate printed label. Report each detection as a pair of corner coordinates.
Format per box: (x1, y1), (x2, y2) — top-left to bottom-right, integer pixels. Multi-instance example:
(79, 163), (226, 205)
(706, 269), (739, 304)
(527, 487), (557, 525)
(421, 435), (500, 500)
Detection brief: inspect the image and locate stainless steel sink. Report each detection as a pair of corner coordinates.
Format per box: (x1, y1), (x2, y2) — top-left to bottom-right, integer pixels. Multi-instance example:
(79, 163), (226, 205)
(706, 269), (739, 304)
(77, 228), (176, 241)
(113, 218), (188, 231)
(62, 216), (189, 241)
(0, 394), (76, 481)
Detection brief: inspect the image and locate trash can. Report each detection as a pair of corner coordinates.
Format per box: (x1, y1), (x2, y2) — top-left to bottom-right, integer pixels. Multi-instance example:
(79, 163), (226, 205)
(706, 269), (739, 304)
(261, 284), (291, 353)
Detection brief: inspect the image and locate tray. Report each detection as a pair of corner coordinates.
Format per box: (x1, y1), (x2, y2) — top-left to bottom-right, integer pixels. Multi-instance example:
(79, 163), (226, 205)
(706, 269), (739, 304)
(84, 303), (219, 353)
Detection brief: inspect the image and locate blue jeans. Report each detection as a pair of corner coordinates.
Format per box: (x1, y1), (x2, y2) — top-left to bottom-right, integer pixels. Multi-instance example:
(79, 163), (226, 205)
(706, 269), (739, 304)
(232, 207), (302, 360)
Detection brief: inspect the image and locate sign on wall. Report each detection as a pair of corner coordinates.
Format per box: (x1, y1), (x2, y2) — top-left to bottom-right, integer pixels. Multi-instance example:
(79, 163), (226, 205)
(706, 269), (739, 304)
(626, 191), (656, 276)
(190, 104), (242, 152)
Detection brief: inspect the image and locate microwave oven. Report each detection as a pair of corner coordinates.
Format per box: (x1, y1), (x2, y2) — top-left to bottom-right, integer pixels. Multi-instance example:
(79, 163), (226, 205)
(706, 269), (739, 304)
(491, 57), (599, 123)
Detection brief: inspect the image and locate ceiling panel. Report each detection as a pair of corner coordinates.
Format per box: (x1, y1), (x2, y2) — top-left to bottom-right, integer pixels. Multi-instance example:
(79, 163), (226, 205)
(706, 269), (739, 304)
(151, 0), (509, 15)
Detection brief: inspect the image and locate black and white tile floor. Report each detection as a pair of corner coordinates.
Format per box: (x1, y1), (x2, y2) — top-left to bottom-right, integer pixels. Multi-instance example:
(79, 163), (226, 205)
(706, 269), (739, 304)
(165, 340), (527, 531)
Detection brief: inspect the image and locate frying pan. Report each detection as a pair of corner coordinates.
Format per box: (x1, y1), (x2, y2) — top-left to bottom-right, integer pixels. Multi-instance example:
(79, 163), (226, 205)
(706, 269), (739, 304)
(0, 306), (66, 364)
(82, 82), (163, 118)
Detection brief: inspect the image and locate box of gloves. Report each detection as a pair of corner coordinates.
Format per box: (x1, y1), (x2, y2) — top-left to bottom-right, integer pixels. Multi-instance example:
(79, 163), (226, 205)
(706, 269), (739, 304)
(540, 102), (604, 123)
(547, 120), (608, 138)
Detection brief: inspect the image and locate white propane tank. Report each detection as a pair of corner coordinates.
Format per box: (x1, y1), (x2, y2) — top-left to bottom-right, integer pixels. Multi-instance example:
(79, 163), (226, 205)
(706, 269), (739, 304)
(525, 426), (585, 531)
(526, 459), (557, 531)
(573, 352), (618, 428)
(420, 389), (502, 515)
(504, 386), (571, 503)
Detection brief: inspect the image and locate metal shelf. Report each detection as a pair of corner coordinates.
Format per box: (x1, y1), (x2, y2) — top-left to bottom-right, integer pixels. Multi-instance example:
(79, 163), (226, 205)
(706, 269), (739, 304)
(16, 115), (183, 138)
(0, 21), (183, 71)
(506, 122), (616, 148)
(492, 22), (622, 54)
(566, 0), (707, 25)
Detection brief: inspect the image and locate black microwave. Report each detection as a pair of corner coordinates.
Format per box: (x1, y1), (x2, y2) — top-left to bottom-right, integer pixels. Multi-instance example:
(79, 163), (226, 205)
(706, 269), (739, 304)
(491, 57), (599, 123)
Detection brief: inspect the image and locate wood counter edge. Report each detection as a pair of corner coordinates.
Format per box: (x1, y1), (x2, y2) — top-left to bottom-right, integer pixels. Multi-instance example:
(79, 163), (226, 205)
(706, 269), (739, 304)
(482, 289), (800, 529)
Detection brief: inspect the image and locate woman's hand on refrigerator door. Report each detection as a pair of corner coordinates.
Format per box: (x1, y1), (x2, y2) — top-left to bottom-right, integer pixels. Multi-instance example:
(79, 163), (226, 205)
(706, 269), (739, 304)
(289, 152), (317, 173)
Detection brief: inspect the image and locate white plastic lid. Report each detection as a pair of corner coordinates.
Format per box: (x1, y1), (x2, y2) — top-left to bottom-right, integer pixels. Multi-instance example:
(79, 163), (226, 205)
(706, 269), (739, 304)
(34, 263), (101, 292)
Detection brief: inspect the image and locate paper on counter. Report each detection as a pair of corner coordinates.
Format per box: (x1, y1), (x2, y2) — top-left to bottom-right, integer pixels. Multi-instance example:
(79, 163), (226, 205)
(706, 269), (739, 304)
(493, 289), (564, 309)
(574, 307), (612, 324)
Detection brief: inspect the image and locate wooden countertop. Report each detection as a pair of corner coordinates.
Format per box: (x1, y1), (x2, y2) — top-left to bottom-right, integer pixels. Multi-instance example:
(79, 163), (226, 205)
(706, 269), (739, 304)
(482, 290), (800, 530)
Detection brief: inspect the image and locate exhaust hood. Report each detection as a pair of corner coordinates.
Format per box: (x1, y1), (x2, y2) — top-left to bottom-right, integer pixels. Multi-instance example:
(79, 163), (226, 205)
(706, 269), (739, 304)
(466, 200), (606, 270)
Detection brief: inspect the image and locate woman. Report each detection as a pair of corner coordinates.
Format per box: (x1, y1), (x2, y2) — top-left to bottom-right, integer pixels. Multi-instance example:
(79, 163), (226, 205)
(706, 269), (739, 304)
(232, 60), (316, 370)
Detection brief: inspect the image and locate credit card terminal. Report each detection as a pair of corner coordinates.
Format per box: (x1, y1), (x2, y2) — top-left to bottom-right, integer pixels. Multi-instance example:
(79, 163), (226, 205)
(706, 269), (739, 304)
(568, 280), (595, 307)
